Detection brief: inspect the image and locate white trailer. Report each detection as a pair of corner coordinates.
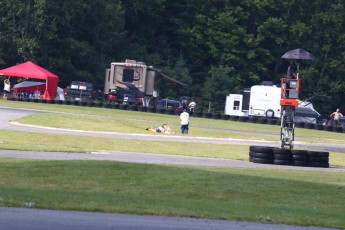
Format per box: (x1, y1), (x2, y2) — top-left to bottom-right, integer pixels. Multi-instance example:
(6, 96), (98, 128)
(224, 84), (320, 123)
(225, 85), (281, 118)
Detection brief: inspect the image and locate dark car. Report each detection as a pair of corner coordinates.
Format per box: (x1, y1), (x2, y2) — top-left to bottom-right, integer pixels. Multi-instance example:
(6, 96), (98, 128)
(107, 82), (144, 105)
(158, 99), (183, 111)
(326, 117), (345, 127)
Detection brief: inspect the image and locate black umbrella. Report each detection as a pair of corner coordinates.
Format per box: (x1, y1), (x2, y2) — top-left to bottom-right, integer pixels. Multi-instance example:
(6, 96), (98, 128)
(281, 49), (315, 60)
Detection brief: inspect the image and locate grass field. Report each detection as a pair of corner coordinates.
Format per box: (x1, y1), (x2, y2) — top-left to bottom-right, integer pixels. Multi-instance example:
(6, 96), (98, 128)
(1, 100), (345, 228)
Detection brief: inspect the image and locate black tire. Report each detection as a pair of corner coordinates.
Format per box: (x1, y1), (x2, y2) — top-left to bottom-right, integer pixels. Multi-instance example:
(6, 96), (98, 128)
(333, 126), (343, 133)
(239, 116), (249, 122)
(221, 114), (230, 120)
(252, 146), (273, 154)
(314, 124), (324, 130)
(291, 150), (308, 155)
(252, 157), (273, 164)
(318, 156), (329, 163)
(309, 151), (329, 157)
(249, 145), (262, 151)
(249, 151), (256, 157)
(265, 109), (274, 118)
(249, 156), (254, 162)
(248, 117), (258, 123)
(273, 148), (291, 154)
(202, 113), (212, 118)
(267, 119), (277, 125)
(274, 154), (291, 160)
(324, 126), (333, 132)
(211, 113), (221, 119)
(292, 160), (308, 167)
(258, 118), (268, 124)
(319, 162), (329, 168)
(229, 115), (239, 121)
(138, 106), (147, 112)
(292, 154), (307, 161)
(128, 105), (138, 111)
(307, 161), (320, 167)
(254, 152), (274, 159)
(308, 156), (320, 162)
(147, 107), (157, 113)
(119, 104), (128, 110)
(273, 159), (291, 165)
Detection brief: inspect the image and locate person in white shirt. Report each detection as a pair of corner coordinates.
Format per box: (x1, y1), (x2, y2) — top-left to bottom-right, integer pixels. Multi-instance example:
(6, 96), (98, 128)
(188, 101), (196, 115)
(3, 78), (11, 99)
(180, 109), (190, 134)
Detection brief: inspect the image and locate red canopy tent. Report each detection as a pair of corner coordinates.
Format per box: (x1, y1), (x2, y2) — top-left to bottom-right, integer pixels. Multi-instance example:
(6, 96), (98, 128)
(0, 61), (59, 100)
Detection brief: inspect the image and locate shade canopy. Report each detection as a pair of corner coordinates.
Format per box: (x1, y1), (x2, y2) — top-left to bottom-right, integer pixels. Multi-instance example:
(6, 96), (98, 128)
(0, 61), (59, 99)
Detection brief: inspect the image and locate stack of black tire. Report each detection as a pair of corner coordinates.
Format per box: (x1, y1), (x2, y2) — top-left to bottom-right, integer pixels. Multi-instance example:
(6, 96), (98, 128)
(249, 146), (329, 168)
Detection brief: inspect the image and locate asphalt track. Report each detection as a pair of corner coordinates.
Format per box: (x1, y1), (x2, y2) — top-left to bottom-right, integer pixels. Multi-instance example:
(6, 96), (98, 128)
(0, 105), (343, 230)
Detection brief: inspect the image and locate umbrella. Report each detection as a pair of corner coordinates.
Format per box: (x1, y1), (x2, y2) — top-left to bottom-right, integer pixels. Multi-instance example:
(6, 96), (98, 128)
(281, 49), (315, 60)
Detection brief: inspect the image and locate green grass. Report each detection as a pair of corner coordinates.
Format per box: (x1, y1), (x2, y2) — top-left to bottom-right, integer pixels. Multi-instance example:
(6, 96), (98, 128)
(1, 99), (345, 228)
(0, 159), (344, 228)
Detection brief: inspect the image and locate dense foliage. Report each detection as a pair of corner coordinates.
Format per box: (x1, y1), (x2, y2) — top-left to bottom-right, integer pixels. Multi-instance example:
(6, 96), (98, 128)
(0, 0), (344, 115)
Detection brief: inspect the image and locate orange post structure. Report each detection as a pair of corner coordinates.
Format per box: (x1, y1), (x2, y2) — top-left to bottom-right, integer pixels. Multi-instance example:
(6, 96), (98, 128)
(280, 78), (300, 107)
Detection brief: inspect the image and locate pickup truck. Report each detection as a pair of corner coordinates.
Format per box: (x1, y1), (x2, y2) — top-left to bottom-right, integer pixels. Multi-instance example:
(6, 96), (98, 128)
(64, 81), (95, 101)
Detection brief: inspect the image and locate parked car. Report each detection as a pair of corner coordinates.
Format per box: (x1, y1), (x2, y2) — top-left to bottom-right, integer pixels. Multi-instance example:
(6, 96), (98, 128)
(64, 81), (95, 101)
(107, 86), (144, 105)
(326, 117), (345, 127)
(158, 99), (183, 111)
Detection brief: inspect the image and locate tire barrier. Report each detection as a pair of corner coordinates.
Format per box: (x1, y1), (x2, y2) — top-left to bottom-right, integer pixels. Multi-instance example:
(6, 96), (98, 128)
(202, 112), (212, 118)
(119, 104), (129, 110)
(229, 115), (239, 121)
(165, 109), (175, 115)
(304, 122), (314, 129)
(221, 114), (230, 120)
(138, 106), (147, 112)
(249, 146), (329, 168)
(248, 117), (258, 123)
(128, 105), (138, 111)
(211, 113), (221, 119)
(257, 118), (268, 124)
(314, 124), (324, 131)
(147, 107), (157, 113)
(239, 116), (249, 122)
(267, 118), (277, 125)
(193, 111), (203, 117)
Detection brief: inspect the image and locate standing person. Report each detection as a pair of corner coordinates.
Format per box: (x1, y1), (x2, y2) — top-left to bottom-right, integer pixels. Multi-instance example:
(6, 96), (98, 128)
(287, 62), (297, 78)
(180, 109), (190, 134)
(3, 78), (11, 99)
(188, 100), (196, 115)
(330, 108), (343, 127)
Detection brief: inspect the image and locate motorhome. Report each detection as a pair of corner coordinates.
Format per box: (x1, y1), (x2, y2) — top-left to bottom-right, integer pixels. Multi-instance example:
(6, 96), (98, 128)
(225, 84), (320, 123)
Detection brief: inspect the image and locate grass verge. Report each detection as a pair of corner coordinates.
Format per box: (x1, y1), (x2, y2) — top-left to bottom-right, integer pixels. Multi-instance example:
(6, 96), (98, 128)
(0, 159), (344, 228)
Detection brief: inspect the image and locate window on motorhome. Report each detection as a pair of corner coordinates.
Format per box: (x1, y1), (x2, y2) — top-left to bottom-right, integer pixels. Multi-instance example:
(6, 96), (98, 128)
(123, 68), (134, 82)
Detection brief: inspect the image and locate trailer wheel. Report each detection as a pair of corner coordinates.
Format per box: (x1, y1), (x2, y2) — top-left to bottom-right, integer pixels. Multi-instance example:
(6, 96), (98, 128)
(265, 109), (274, 118)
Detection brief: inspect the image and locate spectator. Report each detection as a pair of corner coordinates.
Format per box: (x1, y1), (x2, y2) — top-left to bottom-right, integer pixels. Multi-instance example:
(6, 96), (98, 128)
(287, 62), (297, 78)
(188, 100), (196, 115)
(330, 108), (343, 127)
(3, 78), (11, 99)
(180, 109), (190, 134)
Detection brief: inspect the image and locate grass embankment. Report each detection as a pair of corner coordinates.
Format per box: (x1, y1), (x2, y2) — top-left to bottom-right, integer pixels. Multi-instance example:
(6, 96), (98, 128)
(0, 159), (344, 228)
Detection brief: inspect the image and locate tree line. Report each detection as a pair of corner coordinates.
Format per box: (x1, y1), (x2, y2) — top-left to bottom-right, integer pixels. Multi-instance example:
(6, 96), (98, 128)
(0, 0), (344, 116)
